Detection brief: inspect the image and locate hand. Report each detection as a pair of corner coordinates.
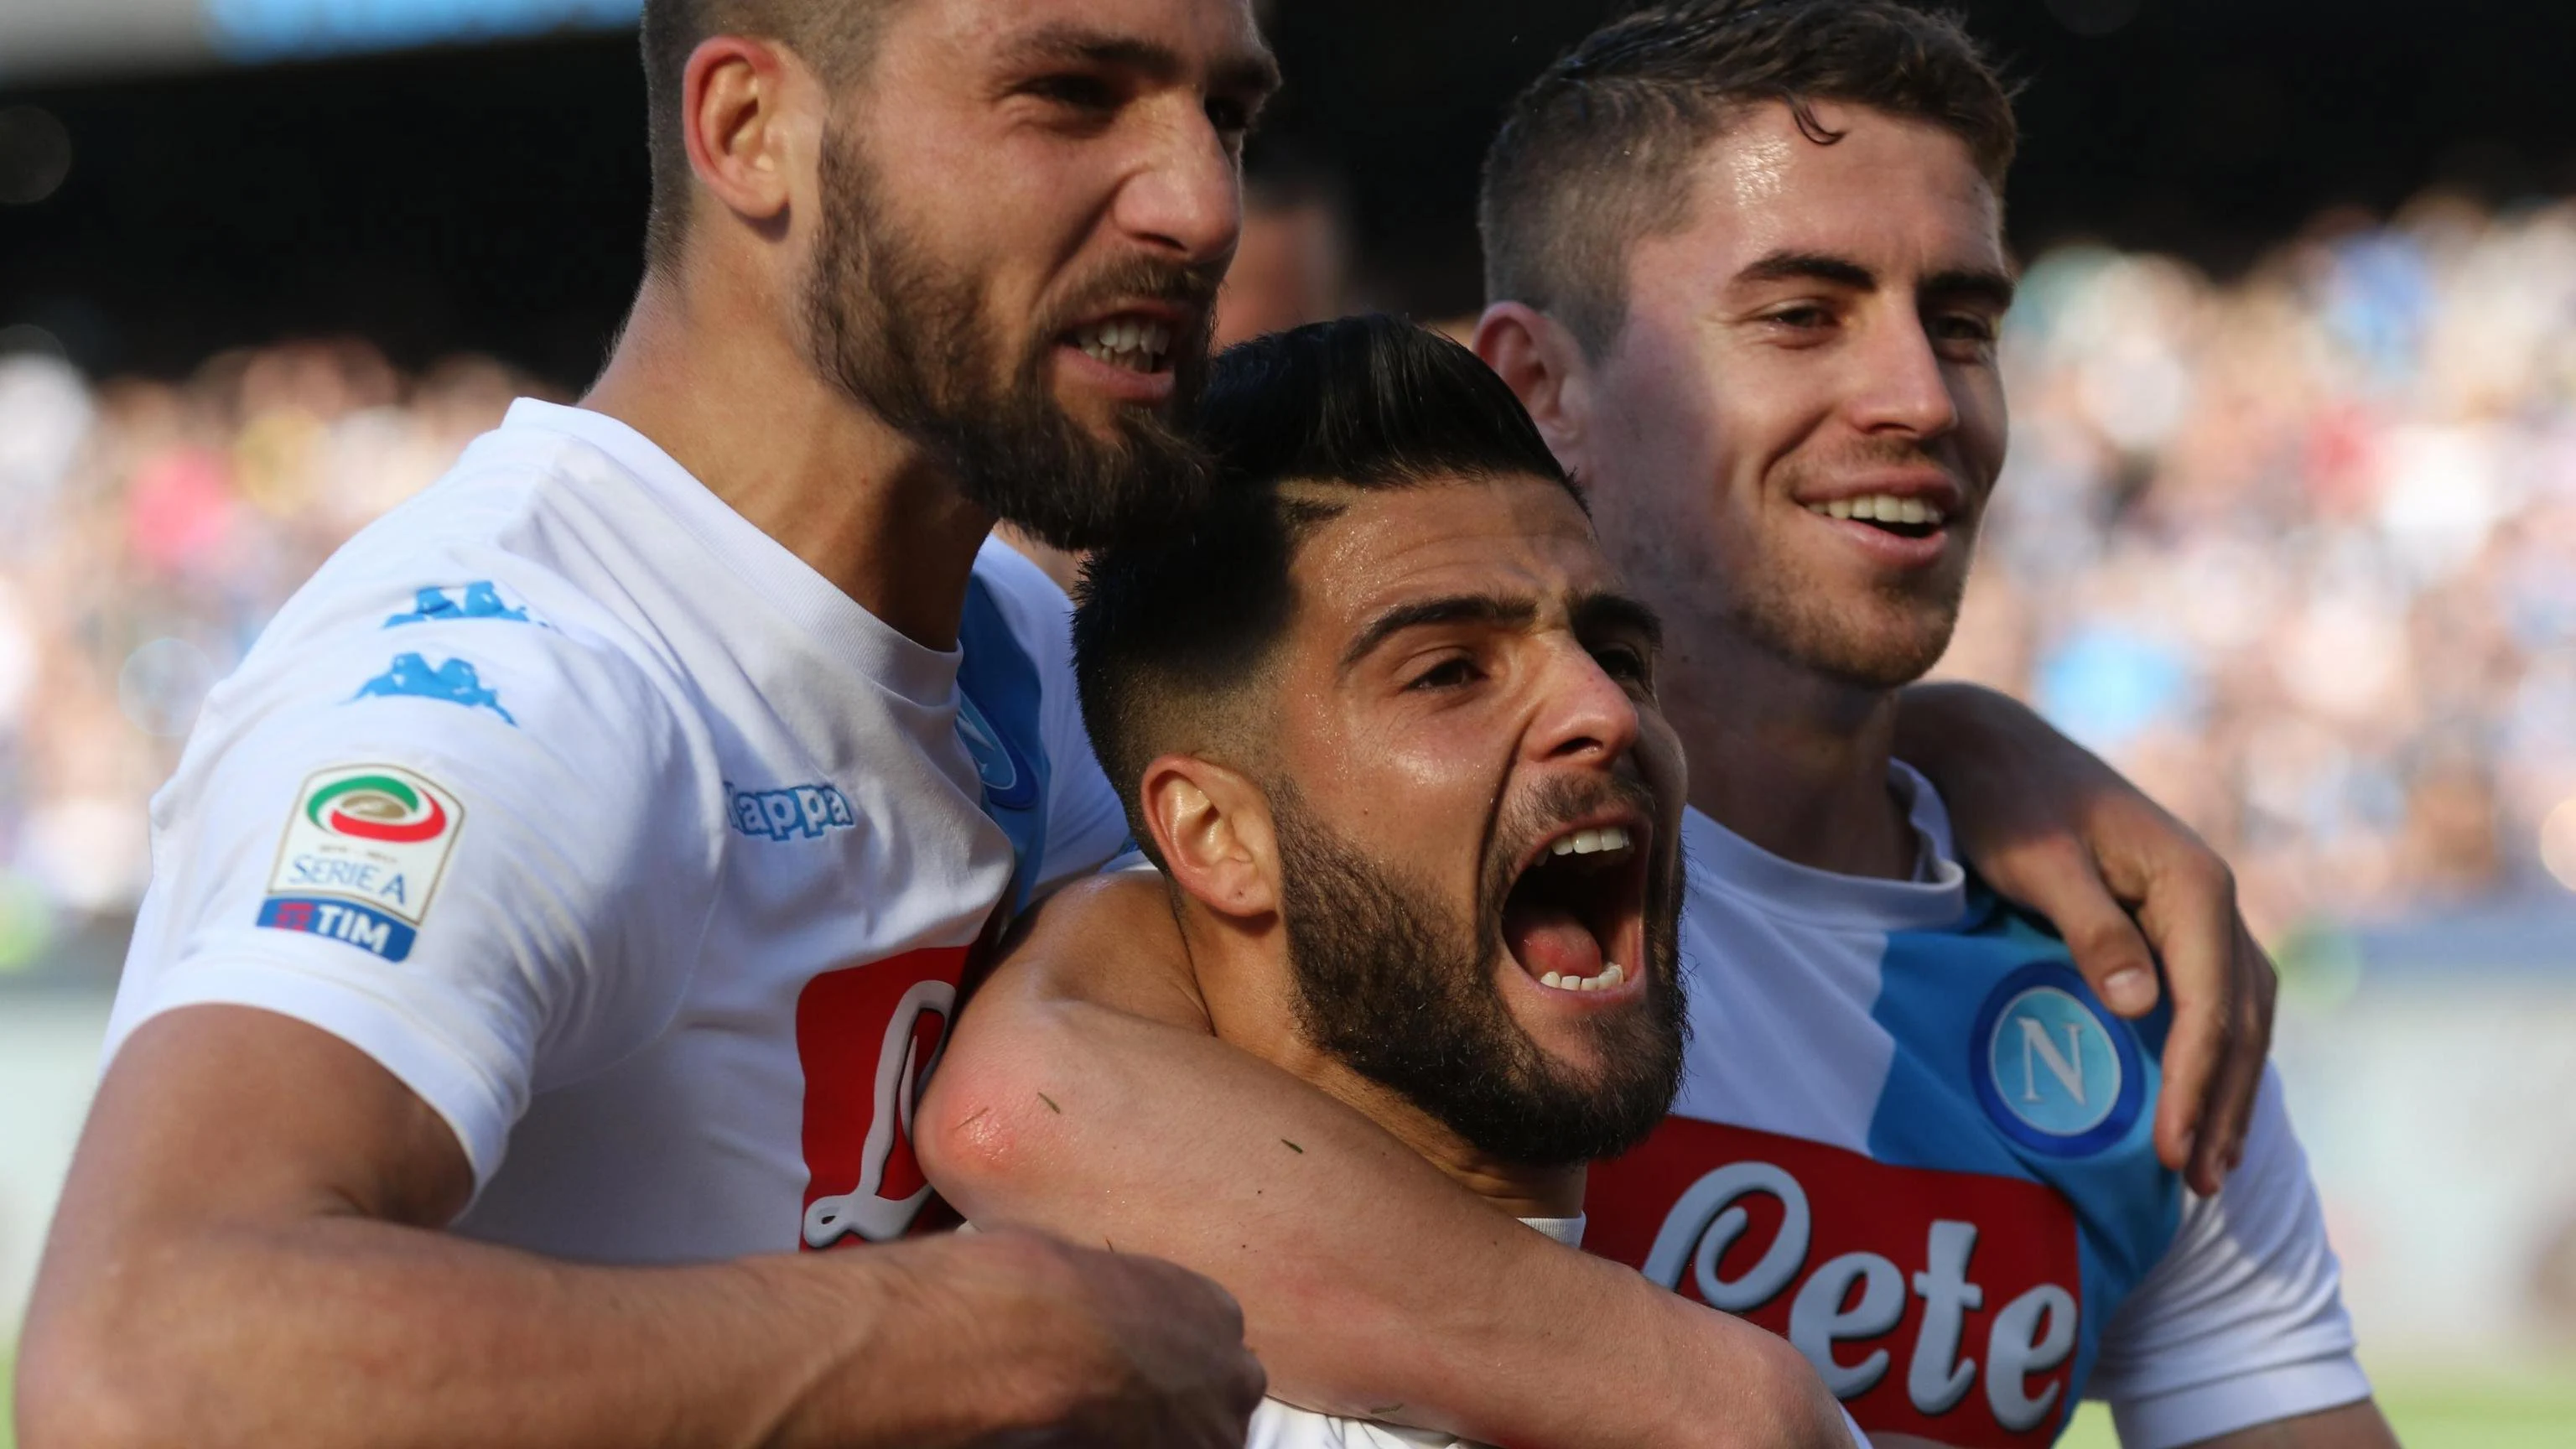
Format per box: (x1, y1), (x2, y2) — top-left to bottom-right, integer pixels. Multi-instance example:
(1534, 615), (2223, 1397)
(818, 1228), (1267, 1449)
(1894, 683), (2276, 1196)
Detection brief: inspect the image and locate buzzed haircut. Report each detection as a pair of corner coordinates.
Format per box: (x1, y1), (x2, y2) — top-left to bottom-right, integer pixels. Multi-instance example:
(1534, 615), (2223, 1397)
(1074, 314), (1579, 860)
(638, 0), (890, 273)
(1480, 0), (2018, 356)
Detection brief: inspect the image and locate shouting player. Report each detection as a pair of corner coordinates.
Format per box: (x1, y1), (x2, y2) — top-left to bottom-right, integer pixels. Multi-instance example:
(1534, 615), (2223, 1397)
(1468, 3), (2397, 1445)
(28, 1), (2279, 1446)
(1057, 314), (1707, 1446)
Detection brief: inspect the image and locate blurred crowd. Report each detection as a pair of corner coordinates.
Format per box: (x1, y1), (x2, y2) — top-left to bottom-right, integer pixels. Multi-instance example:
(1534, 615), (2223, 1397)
(1944, 193), (2576, 936)
(0, 185), (2570, 974)
(0, 340), (553, 974)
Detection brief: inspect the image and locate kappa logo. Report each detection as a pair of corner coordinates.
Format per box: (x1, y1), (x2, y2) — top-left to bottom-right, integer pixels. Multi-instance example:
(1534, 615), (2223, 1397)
(350, 653), (517, 726)
(384, 581), (537, 629)
(728, 782), (859, 842)
(257, 765), (465, 963)
(1971, 964), (2144, 1156)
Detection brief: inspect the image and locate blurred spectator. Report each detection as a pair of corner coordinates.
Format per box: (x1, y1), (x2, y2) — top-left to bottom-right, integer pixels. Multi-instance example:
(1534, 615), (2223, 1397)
(6, 188), (2572, 968)
(1940, 191), (2576, 935)
(0, 338), (553, 979)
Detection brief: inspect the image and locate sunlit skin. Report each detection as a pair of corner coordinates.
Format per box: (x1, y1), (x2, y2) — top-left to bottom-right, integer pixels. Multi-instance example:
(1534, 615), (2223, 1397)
(590, 0), (1278, 644)
(1149, 475), (1685, 1218)
(1487, 100), (2012, 880)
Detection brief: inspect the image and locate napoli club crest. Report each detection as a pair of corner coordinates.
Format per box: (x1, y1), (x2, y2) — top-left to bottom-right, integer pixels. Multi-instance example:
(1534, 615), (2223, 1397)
(1971, 963), (2146, 1156)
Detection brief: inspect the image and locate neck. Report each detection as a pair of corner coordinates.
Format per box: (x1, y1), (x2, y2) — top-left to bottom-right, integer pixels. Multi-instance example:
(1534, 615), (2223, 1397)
(1180, 911), (1586, 1220)
(580, 266), (995, 650)
(1660, 624), (1915, 880)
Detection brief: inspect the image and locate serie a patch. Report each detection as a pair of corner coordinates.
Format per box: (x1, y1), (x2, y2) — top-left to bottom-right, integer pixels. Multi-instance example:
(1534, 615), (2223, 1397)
(256, 764), (464, 962)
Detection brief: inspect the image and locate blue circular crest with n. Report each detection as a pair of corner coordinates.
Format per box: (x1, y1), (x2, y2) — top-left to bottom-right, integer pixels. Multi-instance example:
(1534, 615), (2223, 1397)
(1970, 962), (2145, 1156)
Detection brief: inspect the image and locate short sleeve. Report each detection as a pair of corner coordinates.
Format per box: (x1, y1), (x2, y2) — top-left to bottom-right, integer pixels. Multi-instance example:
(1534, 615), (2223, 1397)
(2086, 1067), (2372, 1447)
(105, 609), (722, 1190)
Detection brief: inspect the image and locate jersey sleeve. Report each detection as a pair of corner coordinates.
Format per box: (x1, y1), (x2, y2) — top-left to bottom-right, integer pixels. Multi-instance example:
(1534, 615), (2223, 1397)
(2085, 1067), (2371, 1446)
(103, 610), (722, 1192)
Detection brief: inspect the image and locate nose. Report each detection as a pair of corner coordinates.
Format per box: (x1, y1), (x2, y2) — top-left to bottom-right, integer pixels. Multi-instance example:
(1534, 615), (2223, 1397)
(1111, 101), (1243, 265)
(1848, 309), (1962, 440)
(1527, 641), (1644, 771)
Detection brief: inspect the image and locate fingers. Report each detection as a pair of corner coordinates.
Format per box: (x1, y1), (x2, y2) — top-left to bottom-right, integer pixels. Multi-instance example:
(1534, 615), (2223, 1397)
(2122, 845), (2263, 1194)
(1993, 834), (2164, 1017)
(2184, 917), (2277, 1192)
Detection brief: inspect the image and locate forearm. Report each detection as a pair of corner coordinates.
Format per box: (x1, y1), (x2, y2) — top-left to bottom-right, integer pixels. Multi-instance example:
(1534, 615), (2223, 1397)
(923, 996), (1835, 1448)
(18, 1213), (980, 1449)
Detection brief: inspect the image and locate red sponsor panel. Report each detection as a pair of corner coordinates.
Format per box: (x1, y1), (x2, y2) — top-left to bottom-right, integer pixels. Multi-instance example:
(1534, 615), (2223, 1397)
(796, 945), (971, 1250)
(1587, 1119), (2085, 1447)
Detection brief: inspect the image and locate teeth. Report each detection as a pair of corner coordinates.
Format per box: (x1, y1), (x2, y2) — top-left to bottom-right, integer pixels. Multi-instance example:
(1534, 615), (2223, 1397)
(1547, 825), (1633, 858)
(1540, 962), (1628, 993)
(1072, 319), (1176, 374)
(1807, 494), (1947, 527)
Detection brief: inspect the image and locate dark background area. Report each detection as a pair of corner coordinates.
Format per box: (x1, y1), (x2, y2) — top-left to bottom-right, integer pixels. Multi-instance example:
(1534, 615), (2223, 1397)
(8, 0), (2576, 385)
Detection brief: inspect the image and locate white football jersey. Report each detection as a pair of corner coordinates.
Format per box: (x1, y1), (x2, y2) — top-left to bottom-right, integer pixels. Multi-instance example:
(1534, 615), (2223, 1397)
(104, 399), (1128, 1262)
(1585, 769), (2369, 1447)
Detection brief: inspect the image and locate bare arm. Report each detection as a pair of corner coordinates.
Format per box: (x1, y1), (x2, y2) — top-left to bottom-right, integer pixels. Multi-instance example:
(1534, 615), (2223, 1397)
(1893, 682), (2277, 1195)
(14, 1005), (1262, 1449)
(919, 874), (1851, 1449)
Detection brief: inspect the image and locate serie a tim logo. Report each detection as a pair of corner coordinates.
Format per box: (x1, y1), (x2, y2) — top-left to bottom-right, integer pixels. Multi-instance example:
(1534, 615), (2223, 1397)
(256, 764), (465, 963)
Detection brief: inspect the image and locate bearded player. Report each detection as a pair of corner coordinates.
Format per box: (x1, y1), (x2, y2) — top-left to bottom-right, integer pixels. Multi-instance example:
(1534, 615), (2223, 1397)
(1054, 313), (1716, 1446)
(1467, 3), (2398, 1446)
(29, 1), (2277, 1446)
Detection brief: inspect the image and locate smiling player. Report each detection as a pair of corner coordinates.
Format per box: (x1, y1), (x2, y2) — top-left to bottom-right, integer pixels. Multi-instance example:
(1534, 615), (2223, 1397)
(1469, 3), (2397, 1446)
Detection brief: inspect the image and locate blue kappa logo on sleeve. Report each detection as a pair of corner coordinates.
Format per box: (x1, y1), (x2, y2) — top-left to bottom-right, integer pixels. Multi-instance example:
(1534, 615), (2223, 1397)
(385, 581), (536, 628)
(1971, 963), (2145, 1156)
(350, 654), (517, 725)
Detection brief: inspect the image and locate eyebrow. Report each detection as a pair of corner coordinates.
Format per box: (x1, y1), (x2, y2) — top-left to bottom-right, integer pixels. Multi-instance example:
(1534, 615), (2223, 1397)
(995, 23), (1282, 100)
(1337, 589), (1664, 672)
(1733, 250), (2018, 310)
(1339, 594), (1539, 671)
(1572, 591), (1665, 652)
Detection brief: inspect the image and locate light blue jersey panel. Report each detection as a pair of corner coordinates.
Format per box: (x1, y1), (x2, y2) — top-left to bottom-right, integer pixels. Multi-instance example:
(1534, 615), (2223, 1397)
(1868, 885), (2184, 1437)
(954, 574), (1052, 915)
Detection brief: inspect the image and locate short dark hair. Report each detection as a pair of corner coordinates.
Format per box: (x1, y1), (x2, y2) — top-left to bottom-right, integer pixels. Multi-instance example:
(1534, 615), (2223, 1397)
(1075, 314), (1579, 858)
(638, 0), (888, 273)
(1480, 0), (2018, 355)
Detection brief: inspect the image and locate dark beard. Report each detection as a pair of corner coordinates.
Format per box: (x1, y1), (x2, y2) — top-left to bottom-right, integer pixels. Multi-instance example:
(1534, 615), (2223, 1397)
(801, 127), (1218, 551)
(1271, 780), (1686, 1169)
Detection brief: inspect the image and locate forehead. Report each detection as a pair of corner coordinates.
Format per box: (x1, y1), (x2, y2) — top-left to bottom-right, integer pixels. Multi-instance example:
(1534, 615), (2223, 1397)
(1638, 100), (2005, 288)
(1290, 476), (1611, 631)
(896, 0), (1269, 71)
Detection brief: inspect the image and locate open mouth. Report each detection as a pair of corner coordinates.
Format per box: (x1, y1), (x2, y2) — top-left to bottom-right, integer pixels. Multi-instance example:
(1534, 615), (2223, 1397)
(1499, 818), (1649, 995)
(1805, 492), (1950, 541)
(1065, 314), (1176, 376)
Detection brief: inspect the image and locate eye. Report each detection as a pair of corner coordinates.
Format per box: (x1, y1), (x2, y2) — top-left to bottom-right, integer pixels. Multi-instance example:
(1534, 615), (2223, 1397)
(1025, 72), (1121, 114)
(1207, 95), (1255, 140)
(1591, 642), (1654, 689)
(1931, 311), (1998, 351)
(1405, 655), (1484, 692)
(1758, 303), (1837, 338)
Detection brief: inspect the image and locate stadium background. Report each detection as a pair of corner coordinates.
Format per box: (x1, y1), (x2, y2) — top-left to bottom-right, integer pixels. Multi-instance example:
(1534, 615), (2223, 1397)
(3, 0), (2573, 1442)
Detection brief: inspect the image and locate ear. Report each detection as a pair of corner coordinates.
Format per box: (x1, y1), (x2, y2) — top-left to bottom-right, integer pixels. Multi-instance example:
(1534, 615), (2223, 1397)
(1139, 755), (1280, 922)
(1475, 301), (1597, 470)
(679, 35), (813, 232)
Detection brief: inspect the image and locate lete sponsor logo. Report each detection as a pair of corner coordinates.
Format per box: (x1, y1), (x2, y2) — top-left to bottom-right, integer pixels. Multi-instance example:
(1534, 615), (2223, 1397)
(257, 764), (465, 963)
(797, 944), (972, 1249)
(1586, 1119), (2085, 1447)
